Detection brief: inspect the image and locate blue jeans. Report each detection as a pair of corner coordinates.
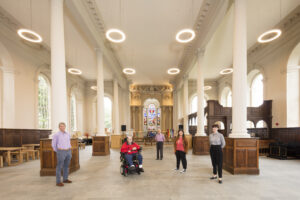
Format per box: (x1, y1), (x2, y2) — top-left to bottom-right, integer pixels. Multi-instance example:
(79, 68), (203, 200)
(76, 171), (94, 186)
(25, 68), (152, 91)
(56, 150), (72, 184)
(124, 153), (143, 166)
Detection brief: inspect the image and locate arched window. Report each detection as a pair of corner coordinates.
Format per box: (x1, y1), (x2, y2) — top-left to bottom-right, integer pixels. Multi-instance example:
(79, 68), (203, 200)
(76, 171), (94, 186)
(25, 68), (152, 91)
(220, 87), (232, 107)
(190, 95), (207, 114)
(226, 91), (232, 107)
(38, 75), (50, 129)
(70, 93), (77, 131)
(251, 74), (263, 107)
(104, 96), (112, 132)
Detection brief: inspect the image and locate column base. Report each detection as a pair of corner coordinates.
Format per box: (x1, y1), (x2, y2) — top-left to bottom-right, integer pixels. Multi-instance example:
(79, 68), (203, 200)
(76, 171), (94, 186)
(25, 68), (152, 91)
(193, 136), (209, 155)
(223, 137), (259, 175)
(92, 136), (110, 156)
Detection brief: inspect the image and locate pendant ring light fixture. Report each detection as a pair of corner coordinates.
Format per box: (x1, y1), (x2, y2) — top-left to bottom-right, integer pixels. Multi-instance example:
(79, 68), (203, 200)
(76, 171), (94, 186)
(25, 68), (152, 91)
(123, 68), (136, 75)
(257, 29), (282, 43)
(17, 29), (43, 43)
(106, 29), (126, 43)
(176, 29), (195, 43)
(167, 68), (180, 75)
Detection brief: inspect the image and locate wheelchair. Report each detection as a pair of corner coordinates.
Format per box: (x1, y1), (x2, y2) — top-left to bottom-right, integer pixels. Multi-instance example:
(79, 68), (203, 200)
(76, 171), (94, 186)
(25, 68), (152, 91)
(120, 148), (143, 177)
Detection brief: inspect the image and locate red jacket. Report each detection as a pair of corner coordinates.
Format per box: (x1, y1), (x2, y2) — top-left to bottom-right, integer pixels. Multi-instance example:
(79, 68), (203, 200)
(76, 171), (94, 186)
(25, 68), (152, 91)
(121, 142), (140, 154)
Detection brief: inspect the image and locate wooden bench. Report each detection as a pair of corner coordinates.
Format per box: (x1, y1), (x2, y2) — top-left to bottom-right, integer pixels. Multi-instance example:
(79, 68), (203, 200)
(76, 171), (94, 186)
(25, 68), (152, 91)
(22, 149), (39, 160)
(4, 151), (23, 165)
(22, 146), (40, 160)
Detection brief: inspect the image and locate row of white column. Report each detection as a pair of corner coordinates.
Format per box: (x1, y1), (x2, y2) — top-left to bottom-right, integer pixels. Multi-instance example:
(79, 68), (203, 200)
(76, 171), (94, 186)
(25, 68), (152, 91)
(183, 0), (249, 138)
(51, 0), (121, 135)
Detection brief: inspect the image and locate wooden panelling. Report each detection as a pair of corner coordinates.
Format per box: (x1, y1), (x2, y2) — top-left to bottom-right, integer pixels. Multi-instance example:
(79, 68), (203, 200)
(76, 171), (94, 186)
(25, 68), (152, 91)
(0, 129), (51, 147)
(40, 138), (80, 176)
(270, 128), (300, 144)
(192, 136), (210, 155)
(92, 136), (110, 156)
(188, 100), (272, 136)
(223, 138), (259, 175)
(111, 135), (124, 149)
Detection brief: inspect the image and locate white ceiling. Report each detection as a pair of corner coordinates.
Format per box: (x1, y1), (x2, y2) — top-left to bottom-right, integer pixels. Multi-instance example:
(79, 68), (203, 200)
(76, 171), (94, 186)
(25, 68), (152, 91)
(95, 0), (203, 84)
(1, 0), (299, 84)
(189, 0), (300, 80)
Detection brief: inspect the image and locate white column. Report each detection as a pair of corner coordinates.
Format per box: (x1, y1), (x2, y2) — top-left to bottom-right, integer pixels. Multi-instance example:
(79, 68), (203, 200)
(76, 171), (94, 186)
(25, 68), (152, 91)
(1, 67), (15, 128)
(183, 76), (189, 134)
(50, 0), (68, 133)
(173, 89), (178, 133)
(196, 49), (206, 136)
(96, 50), (105, 136)
(229, 0), (250, 138)
(127, 85), (131, 131)
(113, 79), (120, 134)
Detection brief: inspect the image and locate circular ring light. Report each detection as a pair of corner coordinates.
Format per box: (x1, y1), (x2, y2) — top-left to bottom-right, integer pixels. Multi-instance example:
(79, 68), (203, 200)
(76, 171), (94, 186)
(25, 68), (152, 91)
(220, 68), (233, 75)
(68, 68), (82, 75)
(106, 29), (126, 43)
(17, 29), (42, 43)
(176, 29), (195, 43)
(167, 68), (180, 75)
(257, 29), (281, 43)
(204, 86), (212, 91)
(123, 68), (136, 75)
(91, 86), (97, 90)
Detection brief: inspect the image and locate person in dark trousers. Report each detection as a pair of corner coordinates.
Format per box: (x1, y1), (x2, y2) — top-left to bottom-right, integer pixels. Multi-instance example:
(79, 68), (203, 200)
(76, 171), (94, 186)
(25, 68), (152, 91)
(174, 129), (188, 173)
(209, 124), (226, 184)
(155, 129), (165, 160)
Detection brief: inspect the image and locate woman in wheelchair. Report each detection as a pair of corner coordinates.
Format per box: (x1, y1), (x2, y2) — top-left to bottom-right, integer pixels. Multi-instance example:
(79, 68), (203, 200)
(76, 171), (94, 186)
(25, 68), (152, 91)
(121, 136), (144, 173)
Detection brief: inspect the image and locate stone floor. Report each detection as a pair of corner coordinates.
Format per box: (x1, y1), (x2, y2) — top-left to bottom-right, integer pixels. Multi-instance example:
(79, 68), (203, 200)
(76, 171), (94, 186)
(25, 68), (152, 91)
(0, 145), (300, 200)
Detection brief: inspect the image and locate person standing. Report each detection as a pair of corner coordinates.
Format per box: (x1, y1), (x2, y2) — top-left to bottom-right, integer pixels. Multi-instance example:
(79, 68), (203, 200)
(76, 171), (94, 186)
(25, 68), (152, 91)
(52, 122), (72, 187)
(209, 124), (226, 184)
(155, 129), (165, 160)
(174, 129), (188, 173)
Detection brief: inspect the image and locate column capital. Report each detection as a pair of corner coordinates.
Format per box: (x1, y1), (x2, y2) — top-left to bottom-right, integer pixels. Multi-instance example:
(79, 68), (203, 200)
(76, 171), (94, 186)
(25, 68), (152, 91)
(0, 66), (17, 74)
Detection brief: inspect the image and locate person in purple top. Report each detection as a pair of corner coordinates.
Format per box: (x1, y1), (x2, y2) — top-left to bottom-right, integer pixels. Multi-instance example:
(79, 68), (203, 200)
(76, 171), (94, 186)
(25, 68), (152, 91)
(155, 129), (165, 160)
(51, 122), (72, 187)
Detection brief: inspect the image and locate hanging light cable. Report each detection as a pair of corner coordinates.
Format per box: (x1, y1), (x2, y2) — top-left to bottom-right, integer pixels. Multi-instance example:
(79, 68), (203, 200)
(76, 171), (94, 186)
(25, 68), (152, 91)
(17, 0), (43, 43)
(257, 0), (282, 43)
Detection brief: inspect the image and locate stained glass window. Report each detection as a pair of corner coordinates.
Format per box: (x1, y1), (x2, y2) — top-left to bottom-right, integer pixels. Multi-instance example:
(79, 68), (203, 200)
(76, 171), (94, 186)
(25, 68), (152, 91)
(38, 75), (50, 129)
(157, 108), (161, 127)
(143, 99), (161, 131)
(147, 104), (156, 130)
